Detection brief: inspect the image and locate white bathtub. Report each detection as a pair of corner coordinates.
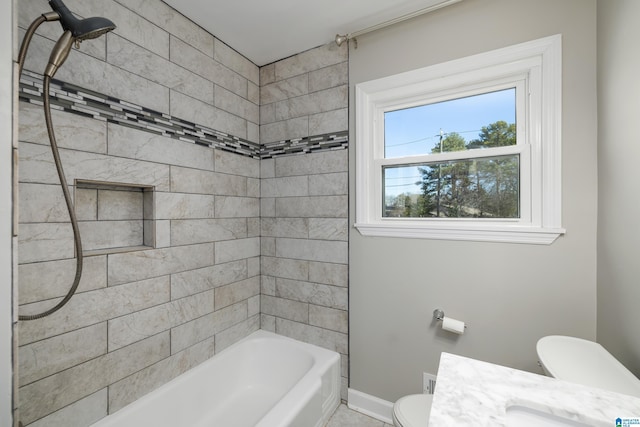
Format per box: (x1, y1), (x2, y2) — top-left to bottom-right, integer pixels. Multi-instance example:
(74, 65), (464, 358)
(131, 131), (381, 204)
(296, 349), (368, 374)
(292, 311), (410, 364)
(90, 330), (341, 427)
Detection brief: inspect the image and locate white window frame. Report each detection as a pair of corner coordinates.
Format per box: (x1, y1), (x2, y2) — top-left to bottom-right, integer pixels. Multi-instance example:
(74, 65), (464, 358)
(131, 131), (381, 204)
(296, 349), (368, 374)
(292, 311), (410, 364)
(355, 34), (565, 244)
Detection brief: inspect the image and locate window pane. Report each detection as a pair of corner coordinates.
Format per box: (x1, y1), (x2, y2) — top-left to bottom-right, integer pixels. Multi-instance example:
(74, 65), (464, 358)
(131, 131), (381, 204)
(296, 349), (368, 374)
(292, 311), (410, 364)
(384, 88), (516, 158)
(383, 155), (520, 218)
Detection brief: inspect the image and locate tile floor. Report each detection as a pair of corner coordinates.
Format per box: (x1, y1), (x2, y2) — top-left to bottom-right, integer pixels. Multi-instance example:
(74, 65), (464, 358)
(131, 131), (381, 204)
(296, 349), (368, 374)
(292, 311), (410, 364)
(325, 404), (394, 427)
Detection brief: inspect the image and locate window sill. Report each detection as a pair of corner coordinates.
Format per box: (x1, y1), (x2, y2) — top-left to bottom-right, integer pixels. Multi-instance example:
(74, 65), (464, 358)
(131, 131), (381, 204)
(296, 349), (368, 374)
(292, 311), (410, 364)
(354, 222), (565, 245)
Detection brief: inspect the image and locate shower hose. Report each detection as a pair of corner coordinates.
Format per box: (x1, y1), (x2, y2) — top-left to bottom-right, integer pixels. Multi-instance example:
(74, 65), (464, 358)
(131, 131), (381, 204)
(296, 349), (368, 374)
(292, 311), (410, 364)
(17, 14), (84, 321)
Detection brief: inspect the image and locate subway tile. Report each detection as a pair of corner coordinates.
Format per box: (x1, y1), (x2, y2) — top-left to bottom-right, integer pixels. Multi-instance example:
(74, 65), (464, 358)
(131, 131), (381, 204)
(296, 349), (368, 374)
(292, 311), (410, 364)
(309, 62), (348, 93)
(214, 39), (259, 85)
(19, 142), (171, 191)
(275, 149), (348, 177)
(18, 255), (107, 305)
(260, 117), (308, 144)
(214, 196), (260, 218)
(171, 217), (245, 245)
(308, 218), (348, 241)
(261, 237), (276, 257)
(108, 336), (215, 413)
(248, 256), (261, 277)
(261, 158), (275, 179)
(170, 91), (248, 140)
(261, 176), (309, 198)
(261, 295), (308, 323)
(214, 149), (260, 178)
(275, 317), (347, 355)
(79, 220), (144, 251)
(275, 195), (348, 218)
(308, 172), (348, 196)
(275, 86), (348, 122)
(309, 305), (348, 334)
(261, 275), (276, 296)
(75, 188), (98, 221)
(261, 218), (308, 239)
(19, 332), (169, 425)
(27, 389), (107, 427)
(18, 222), (74, 264)
(19, 183), (70, 224)
(274, 43), (348, 81)
(309, 108), (349, 135)
(154, 192), (215, 219)
(214, 276), (260, 310)
(248, 295), (260, 317)
(117, 0), (214, 57)
(215, 237), (260, 264)
(215, 314), (260, 352)
(97, 189), (144, 220)
(261, 256), (309, 281)
(170, 302), (247, 354)
(155, 220), (171, 248)
(308, 261), (349, 288)
(170, 218), (247, 246)
(171, 260), (248, 300)
(260, 74), (308, 105)
(275, 278), (348, 311)
(107, 243), (213, 286)
(260, 63), (276, 86)
(169, 36), (247, 98)
(261, 314), (276, 332)
(260, 103), (276, 125)
(87, 0), (170, 59)
(19, 102), (107, 153)
(260, 197), (276, 218)
(19, 276), (170, 345)
(248, 81), (259, 105)
(215, 85), (259, 124)
(247, 178), (260, 198)
(19, 323), (107, 386)
(108, 124), (214, 171)
(108, 291), (214, 351)
(170, 166), (247, 196)
(107, 33), (214, 105)
(275, 238), (347, 264)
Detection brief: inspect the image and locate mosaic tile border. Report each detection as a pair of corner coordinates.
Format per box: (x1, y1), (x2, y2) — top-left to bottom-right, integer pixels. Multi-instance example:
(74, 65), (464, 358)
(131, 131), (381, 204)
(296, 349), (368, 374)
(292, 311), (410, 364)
(18, 71), (349, 160)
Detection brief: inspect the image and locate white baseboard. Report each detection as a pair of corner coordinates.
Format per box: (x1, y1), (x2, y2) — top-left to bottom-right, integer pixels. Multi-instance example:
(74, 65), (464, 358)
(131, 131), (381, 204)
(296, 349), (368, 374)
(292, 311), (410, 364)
(347, 388), (394, 424)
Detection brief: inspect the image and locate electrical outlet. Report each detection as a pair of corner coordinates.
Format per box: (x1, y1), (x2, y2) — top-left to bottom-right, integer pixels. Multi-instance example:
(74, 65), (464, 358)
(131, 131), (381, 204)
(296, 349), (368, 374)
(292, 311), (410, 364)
(423, 372), (437, 394)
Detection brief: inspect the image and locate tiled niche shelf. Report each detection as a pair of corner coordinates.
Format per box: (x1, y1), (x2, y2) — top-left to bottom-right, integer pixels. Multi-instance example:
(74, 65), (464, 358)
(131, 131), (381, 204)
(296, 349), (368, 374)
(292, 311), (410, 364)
(75, 180), (155, 256)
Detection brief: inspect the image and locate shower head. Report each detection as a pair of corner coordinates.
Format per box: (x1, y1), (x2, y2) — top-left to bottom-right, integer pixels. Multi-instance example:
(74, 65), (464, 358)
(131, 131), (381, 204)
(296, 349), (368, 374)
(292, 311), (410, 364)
(43, 0), (116, 78)
(49, 0), (116, 41)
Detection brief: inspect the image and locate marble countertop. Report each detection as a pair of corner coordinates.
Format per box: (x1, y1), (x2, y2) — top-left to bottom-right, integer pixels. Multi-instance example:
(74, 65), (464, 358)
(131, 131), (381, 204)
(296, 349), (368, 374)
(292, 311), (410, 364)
(428, 352), (640, 426)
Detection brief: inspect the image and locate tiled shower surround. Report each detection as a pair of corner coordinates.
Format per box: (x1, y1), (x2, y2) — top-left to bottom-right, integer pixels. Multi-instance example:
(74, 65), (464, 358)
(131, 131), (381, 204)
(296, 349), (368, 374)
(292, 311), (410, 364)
(16, 0), (348, 425)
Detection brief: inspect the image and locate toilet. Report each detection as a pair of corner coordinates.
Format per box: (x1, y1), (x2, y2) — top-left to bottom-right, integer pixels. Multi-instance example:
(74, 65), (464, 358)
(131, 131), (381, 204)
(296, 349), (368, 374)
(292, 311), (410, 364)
(537, 335), (640, 397)
(392, 393), (433, 427)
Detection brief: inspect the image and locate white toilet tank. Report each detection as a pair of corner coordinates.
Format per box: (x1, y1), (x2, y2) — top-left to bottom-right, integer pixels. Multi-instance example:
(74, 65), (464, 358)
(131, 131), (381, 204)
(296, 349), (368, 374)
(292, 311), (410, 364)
(537, 335), (640, 398)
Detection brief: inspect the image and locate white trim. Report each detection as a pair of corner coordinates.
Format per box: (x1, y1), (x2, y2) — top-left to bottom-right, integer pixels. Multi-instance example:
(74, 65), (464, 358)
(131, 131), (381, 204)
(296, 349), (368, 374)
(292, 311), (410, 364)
(355, 34), (564, 244)
(347, 388), (394, 424)
(0, 0), (14, 424)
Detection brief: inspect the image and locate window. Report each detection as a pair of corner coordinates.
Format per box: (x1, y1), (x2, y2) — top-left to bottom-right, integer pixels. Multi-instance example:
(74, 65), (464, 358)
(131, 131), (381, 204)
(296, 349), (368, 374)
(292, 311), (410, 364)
(355, 35), (565, 244)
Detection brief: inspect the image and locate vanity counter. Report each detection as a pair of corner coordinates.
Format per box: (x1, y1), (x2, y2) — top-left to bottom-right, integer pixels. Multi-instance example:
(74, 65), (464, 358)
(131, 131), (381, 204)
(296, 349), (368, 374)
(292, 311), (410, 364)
(428, 352), (640, 426)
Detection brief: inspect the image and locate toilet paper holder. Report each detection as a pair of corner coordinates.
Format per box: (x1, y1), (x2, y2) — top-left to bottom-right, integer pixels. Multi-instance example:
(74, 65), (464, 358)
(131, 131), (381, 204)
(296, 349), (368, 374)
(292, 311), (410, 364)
(433, 309), (468, 329)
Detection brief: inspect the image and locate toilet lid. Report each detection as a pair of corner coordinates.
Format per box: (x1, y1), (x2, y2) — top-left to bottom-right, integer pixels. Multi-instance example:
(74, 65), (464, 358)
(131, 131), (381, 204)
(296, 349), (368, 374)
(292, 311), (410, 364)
(393, 394), (433, 427)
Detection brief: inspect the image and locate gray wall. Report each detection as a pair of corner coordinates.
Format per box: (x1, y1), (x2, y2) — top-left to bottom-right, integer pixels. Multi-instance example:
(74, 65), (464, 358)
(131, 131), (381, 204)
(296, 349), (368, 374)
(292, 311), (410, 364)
(597, 0), (640, 375)
(17, 0), (261, 425)
(349, 0), (598, 402)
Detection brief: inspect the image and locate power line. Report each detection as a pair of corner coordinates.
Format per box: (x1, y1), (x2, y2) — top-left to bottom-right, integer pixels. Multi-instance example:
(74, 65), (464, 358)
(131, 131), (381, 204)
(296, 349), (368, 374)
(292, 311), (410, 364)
(386, 129), (483, 148)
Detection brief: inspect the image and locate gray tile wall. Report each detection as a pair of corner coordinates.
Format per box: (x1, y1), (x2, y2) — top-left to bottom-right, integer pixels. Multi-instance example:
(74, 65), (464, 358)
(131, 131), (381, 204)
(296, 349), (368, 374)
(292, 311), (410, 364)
(259, 44), (349, 401)
(17, 1), (349, 425)
(17, 0), (261, 425)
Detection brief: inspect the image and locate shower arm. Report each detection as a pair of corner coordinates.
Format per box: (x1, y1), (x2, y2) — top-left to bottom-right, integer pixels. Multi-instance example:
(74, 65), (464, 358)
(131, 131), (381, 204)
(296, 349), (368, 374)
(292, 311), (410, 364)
(17, 14), (84, 321)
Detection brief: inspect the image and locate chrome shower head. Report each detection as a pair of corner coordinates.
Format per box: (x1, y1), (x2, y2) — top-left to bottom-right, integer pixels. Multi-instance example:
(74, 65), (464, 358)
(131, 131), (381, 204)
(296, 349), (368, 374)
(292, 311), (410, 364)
(49, 0), (116, 41)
